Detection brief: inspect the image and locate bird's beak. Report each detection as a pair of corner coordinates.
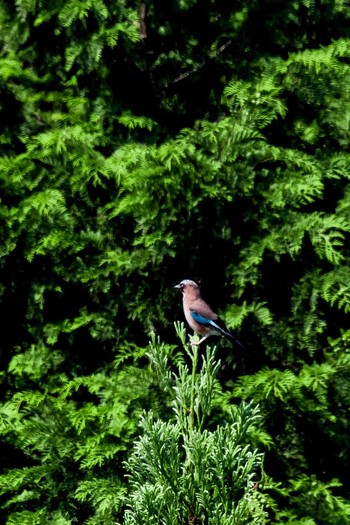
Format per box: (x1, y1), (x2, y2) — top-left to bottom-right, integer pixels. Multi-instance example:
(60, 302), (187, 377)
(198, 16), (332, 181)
(174, 284), (181, 289)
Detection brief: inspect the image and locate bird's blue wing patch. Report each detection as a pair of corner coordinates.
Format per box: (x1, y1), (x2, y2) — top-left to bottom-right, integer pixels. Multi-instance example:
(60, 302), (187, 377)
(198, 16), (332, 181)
(190, 310), (245, 348)
(190, 310), (215, 328)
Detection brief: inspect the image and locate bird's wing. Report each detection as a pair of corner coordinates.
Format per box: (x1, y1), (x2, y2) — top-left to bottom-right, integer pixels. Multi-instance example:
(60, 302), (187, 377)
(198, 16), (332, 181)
(189, 298), (217, 320)
(190, 309), (245, 349)
(190, 310), (216, 328)
(190, 310), (227, 333)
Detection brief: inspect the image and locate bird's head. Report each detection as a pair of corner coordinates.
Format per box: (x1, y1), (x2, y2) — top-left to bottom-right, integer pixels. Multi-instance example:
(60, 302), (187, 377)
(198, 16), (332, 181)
(174, 279), (199, 295)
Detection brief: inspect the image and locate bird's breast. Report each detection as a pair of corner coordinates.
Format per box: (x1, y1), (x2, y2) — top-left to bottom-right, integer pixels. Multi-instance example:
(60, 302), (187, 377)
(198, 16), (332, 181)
(184, 303), (210, 335)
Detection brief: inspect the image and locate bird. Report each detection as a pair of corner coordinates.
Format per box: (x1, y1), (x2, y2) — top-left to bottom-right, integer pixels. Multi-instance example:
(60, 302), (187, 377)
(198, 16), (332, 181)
(174, 279), (244, 348)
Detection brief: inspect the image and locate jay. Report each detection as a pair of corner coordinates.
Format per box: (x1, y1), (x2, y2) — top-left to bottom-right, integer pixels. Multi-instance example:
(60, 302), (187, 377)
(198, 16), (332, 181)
(175, 279), (244, 348)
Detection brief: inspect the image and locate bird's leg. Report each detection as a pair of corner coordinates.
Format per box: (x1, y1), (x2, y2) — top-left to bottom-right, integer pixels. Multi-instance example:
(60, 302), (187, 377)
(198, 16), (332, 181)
(190, 333), (211, 346)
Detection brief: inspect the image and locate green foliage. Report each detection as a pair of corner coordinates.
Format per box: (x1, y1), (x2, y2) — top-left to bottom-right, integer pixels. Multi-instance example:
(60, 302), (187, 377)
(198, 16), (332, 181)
(122, 334), (267, 525)
(1, 0), (350, 523)
(233, 336), (350, 524)
(0, 349), (155, 524)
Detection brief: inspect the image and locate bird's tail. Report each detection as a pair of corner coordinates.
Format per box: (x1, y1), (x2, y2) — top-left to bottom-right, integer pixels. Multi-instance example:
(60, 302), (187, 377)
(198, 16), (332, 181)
(207, 318), (245, 349)
(222, 329), (245, 349)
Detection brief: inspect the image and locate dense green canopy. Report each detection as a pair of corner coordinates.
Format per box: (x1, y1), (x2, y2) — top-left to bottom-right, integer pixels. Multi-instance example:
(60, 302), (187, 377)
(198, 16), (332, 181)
(1, 1), (350, 523)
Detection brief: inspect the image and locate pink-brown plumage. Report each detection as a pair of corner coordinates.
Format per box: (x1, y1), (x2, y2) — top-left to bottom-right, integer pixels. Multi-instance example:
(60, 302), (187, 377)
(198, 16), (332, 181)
(174, 279), (244, 347)
(181, 281), (216, 335)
